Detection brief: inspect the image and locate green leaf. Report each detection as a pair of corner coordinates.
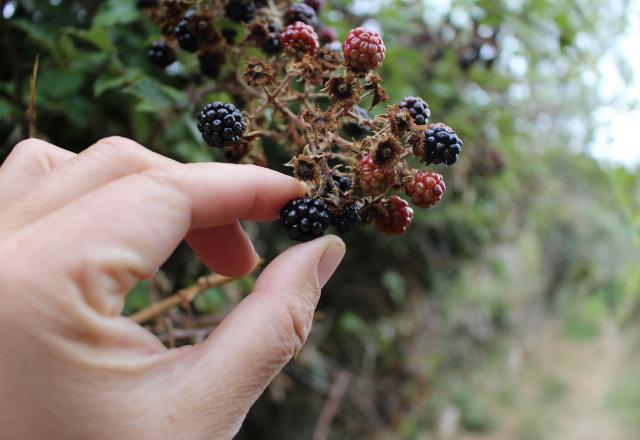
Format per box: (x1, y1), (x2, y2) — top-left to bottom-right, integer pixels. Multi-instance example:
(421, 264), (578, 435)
(0, 98), (11, 120)
(38, 69), (84, 100)
(124, 78), (186, 113)
(92, 0), (139, 28)
(123, 281), (151, 316)
(9, 18), (56, 52)
(94, 70), (141, 97)
(69, 27), (113, 53)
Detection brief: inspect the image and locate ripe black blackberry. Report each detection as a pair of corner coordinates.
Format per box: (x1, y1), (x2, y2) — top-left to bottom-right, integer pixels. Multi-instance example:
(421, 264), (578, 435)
(422, 123), (463, 165)
(262, 23), (282, 54)
(197, 102), (247, 148)
(175, 15), (198, 52)
(331, 203), (361, 234)
(399, 96), (431, 125)
(148, 42), (176, 68)
(281, 197), (331, 242)
(198, 51), (225, 79)
(342, 106), (371, 139)
(284, 3), (318, 28)
(225, 0), (256, 23)
(222, 28), (238, 45)
(333, 175), (353, 192)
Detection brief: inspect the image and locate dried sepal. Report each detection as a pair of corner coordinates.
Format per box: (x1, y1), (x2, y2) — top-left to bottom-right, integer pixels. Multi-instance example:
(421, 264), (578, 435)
(325, 74), (361, 108)
(369, 135), (404, 168)
(243, 58), (276, 87)
(316, 47), (343, 71)
(302, 107), (338, 140)
(224, 139), (252, 163)
(290, 55), (325, 85)
(407, 127), (426, 158)
(364, 73), (388, 109)
(387, 104), (415, 137)
(288, 154), (323, 186)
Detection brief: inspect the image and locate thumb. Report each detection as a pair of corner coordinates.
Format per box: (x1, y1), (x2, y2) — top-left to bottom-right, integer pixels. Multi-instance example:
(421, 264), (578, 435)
(169, 236), (345, 438)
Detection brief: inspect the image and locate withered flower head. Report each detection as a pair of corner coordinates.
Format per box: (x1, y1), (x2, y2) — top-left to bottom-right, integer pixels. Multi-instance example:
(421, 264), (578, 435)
(291, 55), (325, 86)
(243, 58), (276, 87)
(158, 1), (190, 34)
(316, 47), (342, 71)
(387, 104), (415, 137)
(246, 22), (269, 44)
(364, 73), (388, 109)
(290, 154), (322, 185)
(370, 135), (404, 167)
(326, 74), (361, 108)
(407, 128), (426, 158)
(302, 107), (338, 139)
(224, 140), (252, 163)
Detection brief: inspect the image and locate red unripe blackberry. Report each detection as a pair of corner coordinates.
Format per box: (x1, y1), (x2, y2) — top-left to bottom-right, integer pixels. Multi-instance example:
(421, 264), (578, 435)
(422, 123), (463, 166)
(405, 171), (446, 208)
(342, 27), (386, 72)
(357, 154), (396, 195)
(399, 96), (431, 125)
(281, 197), (331, 242)
(147, 41), (176, 68)
(225, 0), (256, 23)
(304, 0), (325, 12)
(197, 102), (247, 148)
(280, 22), (319, 55)
(374, 196), (414, 236)
(318, 27), (337, 44)
(284, 3), (318, 28)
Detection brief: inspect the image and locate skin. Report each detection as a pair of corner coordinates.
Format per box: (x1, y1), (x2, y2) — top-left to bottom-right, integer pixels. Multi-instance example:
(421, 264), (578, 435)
(0, 137), (345, 440)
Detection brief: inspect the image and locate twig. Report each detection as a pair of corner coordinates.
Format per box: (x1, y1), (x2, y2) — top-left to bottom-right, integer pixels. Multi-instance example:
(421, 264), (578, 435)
(130, 273), (234, 324)
(27, 56), (39, 138)
(312, 371), (352, 440)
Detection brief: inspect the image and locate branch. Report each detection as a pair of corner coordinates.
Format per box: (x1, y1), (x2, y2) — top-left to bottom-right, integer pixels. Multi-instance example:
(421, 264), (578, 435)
(312, 371), (352, 440)
(130, 273), (235, 324)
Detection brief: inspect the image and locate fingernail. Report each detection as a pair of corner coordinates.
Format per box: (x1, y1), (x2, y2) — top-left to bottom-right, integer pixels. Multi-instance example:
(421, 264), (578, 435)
(317, 236), (346, 287)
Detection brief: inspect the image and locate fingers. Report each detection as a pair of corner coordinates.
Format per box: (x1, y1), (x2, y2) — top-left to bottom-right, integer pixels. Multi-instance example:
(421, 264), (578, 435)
(0, 136), (174, 238)
(186, 222), (259, 277)
(5, 162), (306, 315)
(0, 139), (75, 207)
(167, 237), (345, 438)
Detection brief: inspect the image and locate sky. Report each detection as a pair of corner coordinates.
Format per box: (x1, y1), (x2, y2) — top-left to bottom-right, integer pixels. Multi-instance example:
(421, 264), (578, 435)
(591, 2), (640, 167)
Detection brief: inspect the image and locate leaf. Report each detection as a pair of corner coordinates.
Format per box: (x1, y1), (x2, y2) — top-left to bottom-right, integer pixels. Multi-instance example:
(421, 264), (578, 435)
(0, 98), (12, 120)
(38, 69), (84, 100)
(69, 27), (113, 52)
(123, 281), (151, 316)
(9, 18), (56, 52)
(92, 0), (139, 28)
(94, 70), (141, 97)
(124, 78), (186, 113)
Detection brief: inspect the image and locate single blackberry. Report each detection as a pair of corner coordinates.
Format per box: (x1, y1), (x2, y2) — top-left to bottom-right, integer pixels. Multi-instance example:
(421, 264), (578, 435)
(422, 123), (463, 166)
(262, 23), (282, 54)
(222, 28), (238, 44)
(358, 154), (396, 195)
(175, 16), (198, 52)
(333, 175), (353, 192)
(304, 0), (325, 12)
(198, 51), (225, 79)
(399, 96), (431, 125)
(197, 102), (247, 148)
(374, 196), (414, 236)
(225, 0), (256, 23)
(284, 3), (318, 28)
(342, 27), (386, 72)
(147, 41), (176, 68)
(405, 171), (446, 208)
(332, 203), (361, 234)
(280, 22), (319, 55)
(342, 106), (371, 139)
(318, 27), (337, 44)
(281, 197), (331, 242)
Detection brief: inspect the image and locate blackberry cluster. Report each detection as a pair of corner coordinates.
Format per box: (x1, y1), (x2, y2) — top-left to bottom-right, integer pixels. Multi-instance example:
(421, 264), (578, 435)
(284, 3), (318, 28)
(280, 22), (319, 55)
(281, 198), (331, 242)
(197, 102), (246, 148)
(399, 96), (431, 125)
(225, 0), (256, 23)
(374, 196), (414, 236)
(175, 15), (198, 52)
(423, 124), (463, 165)
(342, 27), (386, 72)
(148, 41), (176, 68)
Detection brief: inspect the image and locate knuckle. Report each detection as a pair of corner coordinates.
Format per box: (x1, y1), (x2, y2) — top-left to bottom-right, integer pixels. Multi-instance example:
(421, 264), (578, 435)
(91, 136), (147, 161)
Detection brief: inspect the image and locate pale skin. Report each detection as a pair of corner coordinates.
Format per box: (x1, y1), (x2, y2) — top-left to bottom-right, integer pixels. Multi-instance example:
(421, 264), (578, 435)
(0, 136), (346, 439)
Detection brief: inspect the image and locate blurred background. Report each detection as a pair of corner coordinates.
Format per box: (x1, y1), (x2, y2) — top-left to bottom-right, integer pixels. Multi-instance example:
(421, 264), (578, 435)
(1, 0), (639, 438)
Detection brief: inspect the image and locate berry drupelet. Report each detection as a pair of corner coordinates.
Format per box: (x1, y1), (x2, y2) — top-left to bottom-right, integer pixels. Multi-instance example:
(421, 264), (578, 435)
(147, 41), (176, 68)
(281, 197), (331, 242)
(374, 196), (414, 236)
(399, 96), (431, 125)
(342, 27), (386, 72)
(284, 3), (318, 28)
(280, 22), (319, 55)
(225, 0), (256, 23)
(358, 154), (396, 195)
(332, 203), (361, 234)
(422, 123), (463, 166)
(197, 102), (247, 148)
(405, 171), (446, 208)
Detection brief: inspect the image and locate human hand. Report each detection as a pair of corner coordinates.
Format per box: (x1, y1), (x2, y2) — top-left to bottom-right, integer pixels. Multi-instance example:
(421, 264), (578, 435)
(0, 137), (345, 439)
